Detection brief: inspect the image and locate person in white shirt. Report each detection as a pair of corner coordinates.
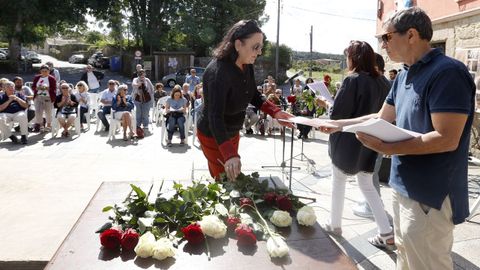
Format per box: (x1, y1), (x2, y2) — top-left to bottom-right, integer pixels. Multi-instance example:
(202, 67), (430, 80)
(97, 80), (117, 131)
(13, 76), (35, 125)
(46, 62), (61, 87)
(74, 81), (90, 130)
(80, 65), (104, 93)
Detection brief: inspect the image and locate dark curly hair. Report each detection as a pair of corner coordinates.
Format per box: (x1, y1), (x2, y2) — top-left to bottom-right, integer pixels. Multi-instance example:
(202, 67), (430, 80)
(212, 20), (263, 62)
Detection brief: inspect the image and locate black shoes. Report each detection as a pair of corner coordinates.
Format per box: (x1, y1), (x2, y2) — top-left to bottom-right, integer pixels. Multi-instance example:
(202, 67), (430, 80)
(246, 128), (254, 134)
(9, 135), (28, 144)
(9, 135), (19, 144)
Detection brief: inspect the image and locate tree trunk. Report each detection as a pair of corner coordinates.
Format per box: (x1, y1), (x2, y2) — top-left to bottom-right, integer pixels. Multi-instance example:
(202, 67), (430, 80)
(8, 14), (23, 72)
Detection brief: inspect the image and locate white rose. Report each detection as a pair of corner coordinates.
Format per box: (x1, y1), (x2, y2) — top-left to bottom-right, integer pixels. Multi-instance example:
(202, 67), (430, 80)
(270, 210), (292, 227)
(199, 215), (227, 239)
(296, 206), (317, 226)
(134, 231), (156, 258)
(152, 238), (176, 261)
(266, 235), (289, 258)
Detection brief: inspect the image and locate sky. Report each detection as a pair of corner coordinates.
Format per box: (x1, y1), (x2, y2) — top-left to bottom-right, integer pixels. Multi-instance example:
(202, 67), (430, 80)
(261, 0), (379, 54)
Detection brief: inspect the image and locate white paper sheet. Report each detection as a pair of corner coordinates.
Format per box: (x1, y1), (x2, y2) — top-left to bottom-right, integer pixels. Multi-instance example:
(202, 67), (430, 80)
(278, 116), (337, 128)
(307, 81), (334, 105)
(342, 118), (422, 142)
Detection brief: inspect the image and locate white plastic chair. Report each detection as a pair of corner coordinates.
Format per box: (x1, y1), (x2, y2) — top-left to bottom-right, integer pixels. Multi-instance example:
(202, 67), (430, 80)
(155, 96), (169, 128)
(108, 108), (136, 141)
(161, 110), (189, 146)
(51, 107), (81, 138)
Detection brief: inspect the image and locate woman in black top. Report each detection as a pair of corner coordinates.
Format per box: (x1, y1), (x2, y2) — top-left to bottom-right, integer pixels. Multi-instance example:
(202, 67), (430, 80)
(322, 41), (394, 249)
(197, 20), (293, 181)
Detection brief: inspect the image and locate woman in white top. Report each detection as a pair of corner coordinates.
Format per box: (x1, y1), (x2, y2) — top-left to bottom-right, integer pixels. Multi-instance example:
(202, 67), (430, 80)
(75, 81), (90, 130)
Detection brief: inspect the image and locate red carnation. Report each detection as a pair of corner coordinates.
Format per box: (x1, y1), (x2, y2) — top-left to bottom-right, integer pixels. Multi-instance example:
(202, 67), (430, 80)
(287, 95), (296, 103)
(240, 197), (254, 207)
(121, 228), (139, 251)
(263, 192), (277, 205)
(226, 216), (241, 231)
(181, 223), (205, 245)
(100, 228), (123, 250)
(235, 224), (257, 246)
(276, 195), (292, 211)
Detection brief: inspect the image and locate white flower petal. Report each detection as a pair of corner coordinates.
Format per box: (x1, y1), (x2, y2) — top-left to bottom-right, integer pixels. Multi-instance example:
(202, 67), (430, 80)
(266, 236), (289, 258)
(199, 215), (227, 239)
(270, 210), (292, 227)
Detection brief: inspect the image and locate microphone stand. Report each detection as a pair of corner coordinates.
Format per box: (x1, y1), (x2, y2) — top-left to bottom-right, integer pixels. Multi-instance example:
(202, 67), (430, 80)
(261, 79), (300, 171)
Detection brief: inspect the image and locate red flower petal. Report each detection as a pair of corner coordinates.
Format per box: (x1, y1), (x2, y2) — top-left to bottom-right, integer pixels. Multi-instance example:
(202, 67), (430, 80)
(100, 228), (123, 250)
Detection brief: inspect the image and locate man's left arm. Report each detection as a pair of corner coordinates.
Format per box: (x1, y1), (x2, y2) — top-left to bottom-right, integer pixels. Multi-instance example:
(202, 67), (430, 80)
(357, 112), (468, 155)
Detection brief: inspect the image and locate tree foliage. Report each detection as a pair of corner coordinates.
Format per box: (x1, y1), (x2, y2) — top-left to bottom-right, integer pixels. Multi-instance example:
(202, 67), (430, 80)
(0, 0), (109, 68)
(91, 0), (268, 56)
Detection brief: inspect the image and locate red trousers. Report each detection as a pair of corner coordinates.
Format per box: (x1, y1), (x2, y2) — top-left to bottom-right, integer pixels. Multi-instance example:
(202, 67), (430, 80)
(197, 131), (240, 179)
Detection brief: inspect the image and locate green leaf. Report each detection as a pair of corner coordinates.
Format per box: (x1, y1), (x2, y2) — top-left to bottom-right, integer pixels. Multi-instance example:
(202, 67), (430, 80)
(154, 217), (168, 224)
(130, 184), (146, 199)
(214, 203), (228, 216)
(95, 222), (112, 233)
(102, 206), (113, 212)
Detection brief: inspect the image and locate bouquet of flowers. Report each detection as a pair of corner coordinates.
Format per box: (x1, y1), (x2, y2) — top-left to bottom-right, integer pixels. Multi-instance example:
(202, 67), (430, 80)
(95, 172), (318, 262)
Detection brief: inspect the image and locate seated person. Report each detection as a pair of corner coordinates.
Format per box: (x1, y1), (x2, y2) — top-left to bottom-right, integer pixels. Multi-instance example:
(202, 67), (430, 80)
(0, 80), (29, 144)
(165, 86), (187, 146)
(266, 92), (283, 135)
(296, 90), (316, 139)
(55, 83), (78, 137)
(153, 83), (167, 107)
(112, 85), (136, 141)
(193, 86), (204, 122)
(74, 81), (90, 131)
(244, 103), (258, 135)
(13, 77), (35, 126)
(97, 80), (117, 131)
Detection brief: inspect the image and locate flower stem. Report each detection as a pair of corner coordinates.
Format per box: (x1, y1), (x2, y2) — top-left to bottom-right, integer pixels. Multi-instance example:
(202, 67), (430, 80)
(205, 237), (211, 261)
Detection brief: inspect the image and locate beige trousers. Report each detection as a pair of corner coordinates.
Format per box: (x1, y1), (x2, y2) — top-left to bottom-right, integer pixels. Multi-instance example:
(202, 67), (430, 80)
(393, 191), (454, 270)
(34, 96), (53, 125)
(0, 111), (28, 138)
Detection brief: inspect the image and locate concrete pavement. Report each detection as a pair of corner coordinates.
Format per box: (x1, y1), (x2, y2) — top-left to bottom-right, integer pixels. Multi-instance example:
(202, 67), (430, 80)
(1, 119), (479, 269)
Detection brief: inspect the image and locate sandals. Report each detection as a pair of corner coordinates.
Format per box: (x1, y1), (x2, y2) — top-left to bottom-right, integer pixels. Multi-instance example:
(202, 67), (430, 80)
(123, 134), (128, 141)
(368, 232), (396, 250)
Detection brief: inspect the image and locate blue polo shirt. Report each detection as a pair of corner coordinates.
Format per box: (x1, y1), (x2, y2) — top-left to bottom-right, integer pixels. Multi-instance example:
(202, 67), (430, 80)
(0, 92), (26, 114)
(385, 48), (475, 224)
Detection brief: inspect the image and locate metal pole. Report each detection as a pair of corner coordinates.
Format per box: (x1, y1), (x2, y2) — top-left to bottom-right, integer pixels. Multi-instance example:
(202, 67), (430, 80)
(275, 0), (281, 81)
(309, 25), (313, 78)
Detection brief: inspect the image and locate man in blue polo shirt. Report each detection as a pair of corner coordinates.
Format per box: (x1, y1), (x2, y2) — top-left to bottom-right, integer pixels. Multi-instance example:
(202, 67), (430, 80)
(319, 7), (475, 270)
(185, 68), (200, 93)
(0, 81), (29, 144)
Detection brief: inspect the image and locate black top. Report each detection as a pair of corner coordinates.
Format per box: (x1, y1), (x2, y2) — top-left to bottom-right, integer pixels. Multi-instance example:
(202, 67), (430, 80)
(54, 94), (79, 116)
(197, 59), (265, 145)
(329, 72), (390, 174)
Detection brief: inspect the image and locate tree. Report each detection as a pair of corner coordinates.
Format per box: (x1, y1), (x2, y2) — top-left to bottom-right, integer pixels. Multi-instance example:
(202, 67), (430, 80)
(0, 0), (108, 70)
(92, 0), (267, 56)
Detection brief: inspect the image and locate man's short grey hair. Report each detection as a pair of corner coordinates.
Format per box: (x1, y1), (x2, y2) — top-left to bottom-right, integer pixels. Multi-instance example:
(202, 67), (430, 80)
(383, 7), (433, 41)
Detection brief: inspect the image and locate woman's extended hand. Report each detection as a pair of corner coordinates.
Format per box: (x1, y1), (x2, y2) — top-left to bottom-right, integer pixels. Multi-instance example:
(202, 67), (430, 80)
(318, 120), (342, 134)
(273, 110), (295, 128)
(224, 157), (241, 181)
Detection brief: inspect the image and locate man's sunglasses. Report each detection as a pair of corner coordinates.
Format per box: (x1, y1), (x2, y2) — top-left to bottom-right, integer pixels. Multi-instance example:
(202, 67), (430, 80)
(381, 31), (399, 43)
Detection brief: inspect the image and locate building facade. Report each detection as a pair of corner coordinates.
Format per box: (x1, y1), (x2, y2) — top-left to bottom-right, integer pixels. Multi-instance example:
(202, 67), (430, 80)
(376, 0), (480, 83)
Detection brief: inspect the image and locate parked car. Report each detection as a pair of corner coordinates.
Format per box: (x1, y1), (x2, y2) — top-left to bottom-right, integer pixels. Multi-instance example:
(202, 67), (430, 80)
(0, 52), (6, 60)
(162, 67), (205, 88)
(25, 51), (41, 63)
(69, 54), (85, 64)
(88, 52), (110, 69)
